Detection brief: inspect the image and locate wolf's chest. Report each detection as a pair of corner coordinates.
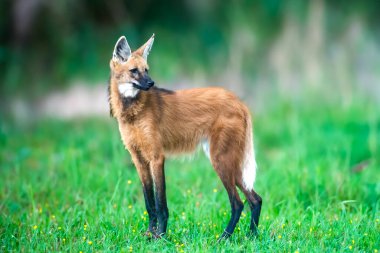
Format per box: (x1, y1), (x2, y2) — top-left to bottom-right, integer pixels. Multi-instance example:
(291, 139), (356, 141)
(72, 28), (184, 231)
(117, 122), (154, 149)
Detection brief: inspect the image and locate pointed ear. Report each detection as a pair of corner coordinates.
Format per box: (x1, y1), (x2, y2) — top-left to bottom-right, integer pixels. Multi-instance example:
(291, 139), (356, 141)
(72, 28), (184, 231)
(136, 34), (155, 60)
(112, 36), (131, 63)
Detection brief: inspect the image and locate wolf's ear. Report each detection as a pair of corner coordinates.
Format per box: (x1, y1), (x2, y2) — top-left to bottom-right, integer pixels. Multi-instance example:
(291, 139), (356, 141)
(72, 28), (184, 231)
(112, 36), (131, 63)
(136, 34), (154, 60)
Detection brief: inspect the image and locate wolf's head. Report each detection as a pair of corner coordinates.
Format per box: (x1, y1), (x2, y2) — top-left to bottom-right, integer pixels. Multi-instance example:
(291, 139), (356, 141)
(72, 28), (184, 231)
(110, 34), (155, 97)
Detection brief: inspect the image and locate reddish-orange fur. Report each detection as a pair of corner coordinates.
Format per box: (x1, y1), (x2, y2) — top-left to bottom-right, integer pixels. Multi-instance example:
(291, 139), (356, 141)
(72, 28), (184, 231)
(108, 35), (262, 240)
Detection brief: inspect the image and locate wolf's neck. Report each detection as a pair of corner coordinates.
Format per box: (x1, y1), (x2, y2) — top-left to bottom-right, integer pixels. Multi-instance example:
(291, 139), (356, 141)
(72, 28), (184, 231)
(109, 79), (148, 122)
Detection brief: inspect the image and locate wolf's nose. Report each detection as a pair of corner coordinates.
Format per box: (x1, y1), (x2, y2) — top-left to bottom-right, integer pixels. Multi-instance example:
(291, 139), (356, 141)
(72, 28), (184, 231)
(148, 81), (155, 86)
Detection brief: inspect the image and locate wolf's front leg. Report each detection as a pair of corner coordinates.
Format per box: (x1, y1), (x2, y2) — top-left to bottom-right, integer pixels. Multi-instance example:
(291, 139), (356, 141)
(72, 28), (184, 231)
(130, 150), (157, 235)
(150, 155), (168, 236)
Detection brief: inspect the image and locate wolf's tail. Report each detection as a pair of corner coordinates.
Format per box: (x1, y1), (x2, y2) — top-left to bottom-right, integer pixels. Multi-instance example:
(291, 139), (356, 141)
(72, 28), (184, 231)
(241, 114), (257, 191)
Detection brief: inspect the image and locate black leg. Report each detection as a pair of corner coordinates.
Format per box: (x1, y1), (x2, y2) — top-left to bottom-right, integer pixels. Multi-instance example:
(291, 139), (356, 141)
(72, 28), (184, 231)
(151, 157), (169, 236)
(130, 150), (157, 235)
(142, 181), (158, 233)
(238, 185), (262, 236)
(249, 190), (262, 235)
(218, 185), (244, 241)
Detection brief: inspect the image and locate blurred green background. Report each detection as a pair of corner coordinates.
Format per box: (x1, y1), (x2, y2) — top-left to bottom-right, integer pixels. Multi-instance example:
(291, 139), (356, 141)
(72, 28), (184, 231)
(1, 1), (380, 252)
(1, 0), (380, 104)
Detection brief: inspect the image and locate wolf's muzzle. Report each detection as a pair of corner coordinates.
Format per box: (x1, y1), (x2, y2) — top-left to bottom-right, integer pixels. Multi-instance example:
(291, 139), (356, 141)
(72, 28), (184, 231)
(133, 79), (155, 91)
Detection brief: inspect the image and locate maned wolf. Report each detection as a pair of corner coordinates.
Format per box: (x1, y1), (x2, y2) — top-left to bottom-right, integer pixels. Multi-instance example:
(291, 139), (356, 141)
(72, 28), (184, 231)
(108, 34), (262, 241)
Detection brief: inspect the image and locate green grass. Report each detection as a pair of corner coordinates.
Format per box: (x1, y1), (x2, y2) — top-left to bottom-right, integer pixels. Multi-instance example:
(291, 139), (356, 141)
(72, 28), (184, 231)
(1, 99), (379, 252)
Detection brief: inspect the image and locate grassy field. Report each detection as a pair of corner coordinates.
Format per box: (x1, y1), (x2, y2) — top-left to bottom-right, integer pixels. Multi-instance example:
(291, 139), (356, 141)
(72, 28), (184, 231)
(1, 98), (379, 252)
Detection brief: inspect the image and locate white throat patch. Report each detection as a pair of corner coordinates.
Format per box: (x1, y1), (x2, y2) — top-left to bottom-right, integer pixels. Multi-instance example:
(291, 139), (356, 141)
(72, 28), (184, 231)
(118, 82), (139, 98)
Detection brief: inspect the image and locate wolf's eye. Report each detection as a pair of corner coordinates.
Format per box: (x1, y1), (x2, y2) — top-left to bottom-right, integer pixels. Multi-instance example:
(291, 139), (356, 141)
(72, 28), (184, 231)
(129, 68), (138, 74)
(145, 68), (149, 73)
